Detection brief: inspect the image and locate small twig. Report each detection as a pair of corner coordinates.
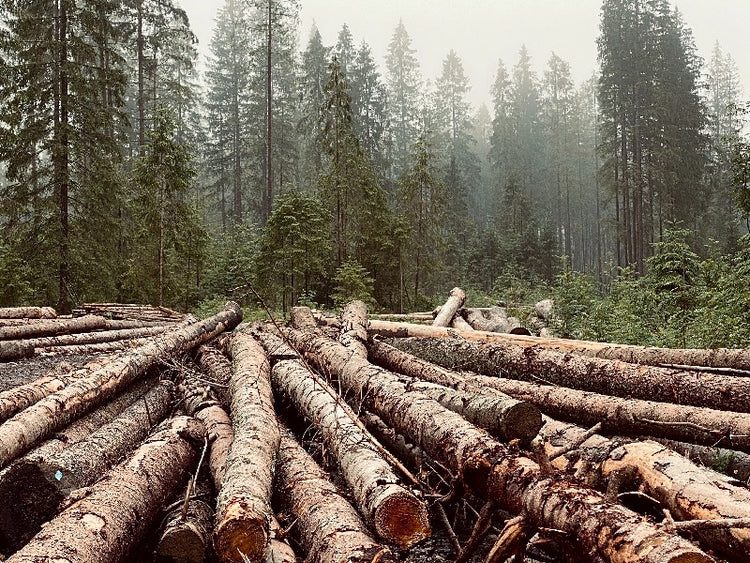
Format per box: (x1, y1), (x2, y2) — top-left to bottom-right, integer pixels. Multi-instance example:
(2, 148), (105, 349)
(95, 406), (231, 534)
(434, 501), (461, 555)
(456, 500), (496, 563)
(548, 422), (602, 462)
(672, 516), (750, 532)
(485, 515), (535, 563)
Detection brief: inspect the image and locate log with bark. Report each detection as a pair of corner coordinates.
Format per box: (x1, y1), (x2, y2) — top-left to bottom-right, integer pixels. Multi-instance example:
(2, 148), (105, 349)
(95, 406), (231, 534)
(363, 317), (750, 372)
(194, 344), (233, 408)
(289, 306), (319, 332)
(339, 300), (369, 357)
(0, 301), (242, 469)
(432, 287), (466, 327)
(0, 307), (56, 319)
(450, 314), (475, 331)
(0, 340), (33, 362)
(368, 340), (542, 444)
(73, 302), (184, 323)
(0, 315), (108, 341)
(280, 326), (712, 563)
(5, 416), (204, 563)
(384, 336), (750, 414)
(36, 337), (153, 356)
(274, 424), (396, 563)
(25, 324), (170, 349)
(646, 437), (750, 483)
(0, 376), (159, 552)
(463, 307), (511, 333)
(214, 332), (279, 563)
(0, 380), (174, 551)
(271, 358), (431, 549)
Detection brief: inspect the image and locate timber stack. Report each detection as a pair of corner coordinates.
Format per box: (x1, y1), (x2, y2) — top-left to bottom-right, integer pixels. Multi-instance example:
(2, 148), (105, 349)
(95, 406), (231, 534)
(2, 292), (750, 561)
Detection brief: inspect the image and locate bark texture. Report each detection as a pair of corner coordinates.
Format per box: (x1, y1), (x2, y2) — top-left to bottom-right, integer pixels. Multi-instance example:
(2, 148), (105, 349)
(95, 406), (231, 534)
(463, 373), (750, 452)
(0, 307), (56, 319)
(6, 416), (204, 563)
(281, 326), (712, 563)
(647, 438), (750, 483)
(0, 377), (159, 552)
(157, 477), (214, 563)
(289, 306), (318, 332)
(386, 336), (750, 414)
(339, 300), (369, 357)
(368, 339), (542, 444)
(432, 287), (466, 327)
(271, 359), (430, 549)
(0, 315), (106, 341)
(274, 424), (396, 563)
(0, 341), (33, 362)
(0, 301), (242, 468)
(194, 344), (233, 409)
(26, 325), (169, 349)
(214, 332), (279, 563)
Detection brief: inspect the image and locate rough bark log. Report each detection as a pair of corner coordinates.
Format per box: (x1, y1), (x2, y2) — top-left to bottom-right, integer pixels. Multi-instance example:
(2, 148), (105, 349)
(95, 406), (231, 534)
(385, 336), (750, 414)
(25, 325), (170, 349)
(281, 326), (712, 563)
(363, 317), (750, 372)
(368, 340), (542, 444)
(271, 359), (430, 549)
(339, 300), (369, 356)
(102, 319), (172, 330)
(0, 306), (56, 319)
(0, 301), (242, 468)
(361, 412), (426, 471)
(274, 424), (396, 563)
(459, 373), (750, 452)
(73, 302), (184, 322)
(0, 355), (111, 424)
(214, 332), (279, 563)
(432, 287), (466, 327)
(289, 306), (319, 332)
(646, 438), (750, 483)
(0, 315), (107, 341)
(35, 337), (152, 356)
(157, 477), (214, 563)
(0, 376), (159, 552)
(6, 416), (204, 563)
(194, 344), (233, 409)
(0, 340), (34, 362)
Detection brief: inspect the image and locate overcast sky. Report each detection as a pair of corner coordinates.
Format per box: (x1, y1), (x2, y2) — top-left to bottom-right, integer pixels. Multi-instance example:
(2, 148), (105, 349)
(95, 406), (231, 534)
(179, 0), (748, 111)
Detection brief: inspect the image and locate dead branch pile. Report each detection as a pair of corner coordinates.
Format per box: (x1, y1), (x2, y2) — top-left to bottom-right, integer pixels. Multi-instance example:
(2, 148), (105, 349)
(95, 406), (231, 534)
(5, 292), (750, 562)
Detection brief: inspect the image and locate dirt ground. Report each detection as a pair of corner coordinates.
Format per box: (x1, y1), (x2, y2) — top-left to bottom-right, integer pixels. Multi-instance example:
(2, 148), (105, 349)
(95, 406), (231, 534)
(1, 352), (99, 392)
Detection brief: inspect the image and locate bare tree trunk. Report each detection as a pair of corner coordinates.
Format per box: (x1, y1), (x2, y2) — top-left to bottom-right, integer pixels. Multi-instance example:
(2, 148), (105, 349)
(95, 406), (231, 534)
(432, 287), (466, 327)
(271, 359), (430, 548)
(214, 332), (278, 563)
(384, 336), (750, 414)
(0, 302), (242, 468)
(0, 315), (106, 341)
(274, 424), (396, 563)
(6, 416), (204, 563)
(281, 327), (712, 563)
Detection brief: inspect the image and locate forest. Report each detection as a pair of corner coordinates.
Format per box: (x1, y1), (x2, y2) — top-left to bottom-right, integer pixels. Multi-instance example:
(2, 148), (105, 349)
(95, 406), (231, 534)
(1, 0), (750, 349)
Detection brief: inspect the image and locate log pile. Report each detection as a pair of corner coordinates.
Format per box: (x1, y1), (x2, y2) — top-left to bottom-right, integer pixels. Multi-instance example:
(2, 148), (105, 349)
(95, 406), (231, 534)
(5, 294), (750, 562)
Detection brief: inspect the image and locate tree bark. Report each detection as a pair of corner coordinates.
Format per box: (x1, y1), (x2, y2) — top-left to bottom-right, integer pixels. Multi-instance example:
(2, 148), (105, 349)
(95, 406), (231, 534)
(25, 325), (169, 349)
(0, 315), (106, 341)
(0, 301), (242, 468)
(214, 332), (279, 563)
(646, 437), (750, 483)
(194, 344), (233, 409)
(368, 339), (542, 444)
(0, 307), (56, 319)
(157, 477), (214, 563)
(271, 359), (430, 549)
(0, 376), (159, 551)
(289, 306), (318, 332)
(281, 326), (712, 563)
(6, 416), (204, 563)
(274, 424), (396, 563)
(339, 300), (369, 357)
(360, 412), (426, 472)
(385, 336), (750, 414)
(432, 287), (466, 327)
(73, 303), (183, 323)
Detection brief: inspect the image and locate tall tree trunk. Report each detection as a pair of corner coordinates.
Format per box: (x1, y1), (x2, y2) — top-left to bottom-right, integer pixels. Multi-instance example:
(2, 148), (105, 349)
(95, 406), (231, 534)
(264, 0), (273, 224)
(137, 0), (145, 156)
(55, 0), (70, 314)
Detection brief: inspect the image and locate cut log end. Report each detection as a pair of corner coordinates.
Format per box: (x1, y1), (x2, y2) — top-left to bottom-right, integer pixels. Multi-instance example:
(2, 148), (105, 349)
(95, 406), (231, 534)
(214, 506), (269, 563)
(158, 521), (209, 563)
(373, 490), (431, 550)
(503, 402), (544, 445)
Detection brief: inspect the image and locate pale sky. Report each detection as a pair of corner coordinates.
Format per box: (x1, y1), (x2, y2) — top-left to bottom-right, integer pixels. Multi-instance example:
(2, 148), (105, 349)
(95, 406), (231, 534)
(179, 0), (748, 111)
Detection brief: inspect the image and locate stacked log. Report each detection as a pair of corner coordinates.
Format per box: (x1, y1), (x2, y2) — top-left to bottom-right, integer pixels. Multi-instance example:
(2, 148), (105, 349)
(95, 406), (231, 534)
(0, 307), (56, 319)
(72, 302), (184, 322)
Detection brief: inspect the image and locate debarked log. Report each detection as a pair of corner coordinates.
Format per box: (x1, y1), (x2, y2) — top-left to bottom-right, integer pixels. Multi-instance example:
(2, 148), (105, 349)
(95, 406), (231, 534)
(0, 301), (242, 469)
(271, 359), (430, 549)
(214, 332), (279, 563)
(6, 416), (204, 563)
(282, 327), (712, 563)
(0, 315), (107, 341)
(432, 287), (466, 327)
(385, 336), (750, 414)
(274, 424), (396, 563)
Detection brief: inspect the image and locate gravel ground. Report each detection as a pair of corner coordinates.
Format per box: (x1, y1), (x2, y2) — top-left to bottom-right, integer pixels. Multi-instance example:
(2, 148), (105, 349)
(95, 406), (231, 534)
(0, 352), (100, 392)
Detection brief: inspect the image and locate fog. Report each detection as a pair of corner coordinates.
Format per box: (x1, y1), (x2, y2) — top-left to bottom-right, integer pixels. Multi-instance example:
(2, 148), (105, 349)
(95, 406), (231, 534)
(181, 0), (748, 110)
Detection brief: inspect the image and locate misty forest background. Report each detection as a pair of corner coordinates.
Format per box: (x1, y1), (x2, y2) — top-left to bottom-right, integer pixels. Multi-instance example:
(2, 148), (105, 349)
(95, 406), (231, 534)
(3, 0), (750, 349)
